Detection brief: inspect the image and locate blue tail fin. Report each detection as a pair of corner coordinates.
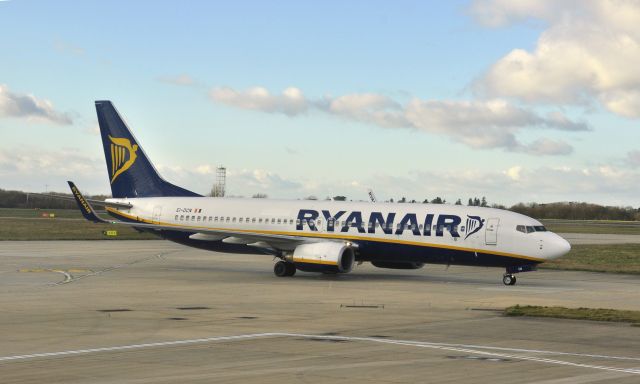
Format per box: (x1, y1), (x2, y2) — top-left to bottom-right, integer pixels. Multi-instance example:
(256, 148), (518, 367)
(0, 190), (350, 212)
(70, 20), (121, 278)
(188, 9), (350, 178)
(95, 101), (201, 198)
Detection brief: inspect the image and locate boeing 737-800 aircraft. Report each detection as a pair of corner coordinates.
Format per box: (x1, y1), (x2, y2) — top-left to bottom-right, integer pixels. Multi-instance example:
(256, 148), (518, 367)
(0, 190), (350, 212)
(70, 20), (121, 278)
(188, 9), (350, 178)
(64, 101), (570, 285)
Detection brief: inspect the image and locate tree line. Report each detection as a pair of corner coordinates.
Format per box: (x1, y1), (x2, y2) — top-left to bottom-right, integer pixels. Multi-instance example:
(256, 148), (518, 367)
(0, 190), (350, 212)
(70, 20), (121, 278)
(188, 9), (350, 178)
(2, 188), (639, 221)
(0, 189), (108, 210)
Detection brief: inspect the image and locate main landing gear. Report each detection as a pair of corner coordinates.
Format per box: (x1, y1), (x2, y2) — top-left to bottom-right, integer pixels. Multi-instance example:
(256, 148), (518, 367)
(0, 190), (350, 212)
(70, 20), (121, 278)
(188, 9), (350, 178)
(274, 260), (296, 277)
(502, 274), (517, 286)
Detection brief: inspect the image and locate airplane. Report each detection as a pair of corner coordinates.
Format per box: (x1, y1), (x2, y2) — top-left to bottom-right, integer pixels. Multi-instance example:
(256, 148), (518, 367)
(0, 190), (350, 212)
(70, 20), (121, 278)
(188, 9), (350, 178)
(62, 101), (571, 286)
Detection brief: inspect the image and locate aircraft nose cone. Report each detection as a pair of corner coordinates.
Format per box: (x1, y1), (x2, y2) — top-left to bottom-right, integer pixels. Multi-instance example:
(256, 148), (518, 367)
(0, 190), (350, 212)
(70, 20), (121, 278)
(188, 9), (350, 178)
(546, 234), (571, 259)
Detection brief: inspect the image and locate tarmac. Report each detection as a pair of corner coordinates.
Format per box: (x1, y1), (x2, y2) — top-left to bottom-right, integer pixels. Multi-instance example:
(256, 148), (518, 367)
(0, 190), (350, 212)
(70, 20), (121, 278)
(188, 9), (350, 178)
(0, 240), (639, 383)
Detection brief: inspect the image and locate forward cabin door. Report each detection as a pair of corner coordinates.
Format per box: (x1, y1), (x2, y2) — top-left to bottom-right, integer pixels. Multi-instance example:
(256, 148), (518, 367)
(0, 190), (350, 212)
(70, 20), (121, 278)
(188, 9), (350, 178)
(152, 205), (162, 224)
(485, 218), (499, 245)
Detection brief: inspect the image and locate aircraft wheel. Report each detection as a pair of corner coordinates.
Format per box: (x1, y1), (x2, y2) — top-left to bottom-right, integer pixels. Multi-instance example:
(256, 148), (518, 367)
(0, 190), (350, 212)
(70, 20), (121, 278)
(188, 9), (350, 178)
(274, 261), (296, 277)
(503, 274), (516, 286)
(285, 262), (296, 276)
(274, 261), (288, 277)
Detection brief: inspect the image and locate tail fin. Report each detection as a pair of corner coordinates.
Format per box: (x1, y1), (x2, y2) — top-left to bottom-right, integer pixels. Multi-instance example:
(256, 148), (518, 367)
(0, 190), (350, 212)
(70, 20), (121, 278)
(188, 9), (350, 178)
(95, 101), (200, 198)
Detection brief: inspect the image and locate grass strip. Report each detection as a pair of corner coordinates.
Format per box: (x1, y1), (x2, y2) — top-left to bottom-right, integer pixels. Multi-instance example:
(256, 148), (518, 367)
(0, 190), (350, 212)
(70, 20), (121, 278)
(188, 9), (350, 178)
(540, 243), (640, 274)
(0, 209), (157, 240)
(505, 305), (640, 326)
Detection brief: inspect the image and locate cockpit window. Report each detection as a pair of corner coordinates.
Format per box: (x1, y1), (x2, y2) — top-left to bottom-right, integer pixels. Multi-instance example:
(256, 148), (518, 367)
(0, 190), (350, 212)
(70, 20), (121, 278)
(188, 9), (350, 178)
(518, 224), (548, 233)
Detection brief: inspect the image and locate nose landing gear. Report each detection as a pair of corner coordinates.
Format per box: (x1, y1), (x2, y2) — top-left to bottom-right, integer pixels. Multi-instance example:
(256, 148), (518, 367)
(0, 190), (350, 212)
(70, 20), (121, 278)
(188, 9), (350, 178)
(502, 264), (537, 286)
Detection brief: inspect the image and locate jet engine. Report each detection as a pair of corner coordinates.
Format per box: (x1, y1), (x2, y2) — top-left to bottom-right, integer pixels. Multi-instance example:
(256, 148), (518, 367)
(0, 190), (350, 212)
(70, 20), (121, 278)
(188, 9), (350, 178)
(371, 261), (425, 270)
(292, 242), (355, 274)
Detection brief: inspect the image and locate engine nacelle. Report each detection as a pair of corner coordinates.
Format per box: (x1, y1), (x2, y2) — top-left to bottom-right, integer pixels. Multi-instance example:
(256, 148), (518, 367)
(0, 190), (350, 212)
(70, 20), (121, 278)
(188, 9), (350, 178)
(292, 242), (355, 274)
(371, 261), (425, 270)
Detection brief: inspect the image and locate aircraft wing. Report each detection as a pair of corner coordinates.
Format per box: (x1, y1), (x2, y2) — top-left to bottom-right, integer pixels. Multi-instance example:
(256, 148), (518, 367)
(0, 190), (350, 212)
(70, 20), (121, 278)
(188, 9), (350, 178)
(67, 181), (332, 251)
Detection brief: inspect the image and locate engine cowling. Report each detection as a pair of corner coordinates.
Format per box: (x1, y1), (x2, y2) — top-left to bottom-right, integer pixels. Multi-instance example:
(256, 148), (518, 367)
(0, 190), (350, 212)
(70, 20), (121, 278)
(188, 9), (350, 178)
(371, 261), (425, 270)
(292, 242), (355, 273)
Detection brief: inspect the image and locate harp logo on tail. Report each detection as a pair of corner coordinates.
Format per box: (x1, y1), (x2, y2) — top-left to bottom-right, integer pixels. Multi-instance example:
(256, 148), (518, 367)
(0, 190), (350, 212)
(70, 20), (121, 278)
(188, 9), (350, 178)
(465, 215), (485, 240)
(108, 135), (138, 184)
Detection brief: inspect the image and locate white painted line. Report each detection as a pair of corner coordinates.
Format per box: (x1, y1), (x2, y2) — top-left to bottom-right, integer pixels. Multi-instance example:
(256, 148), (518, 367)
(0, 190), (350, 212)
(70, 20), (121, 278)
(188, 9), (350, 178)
(0, 333), (276, 362)
(1, 333), (639, 375)
(352, 338), (640, 362)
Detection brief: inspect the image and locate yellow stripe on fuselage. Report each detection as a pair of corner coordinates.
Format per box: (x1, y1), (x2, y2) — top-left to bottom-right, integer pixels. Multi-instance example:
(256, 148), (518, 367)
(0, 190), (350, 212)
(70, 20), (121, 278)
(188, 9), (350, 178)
(292, 258), (339, 266)
(105, 207), (545, 263)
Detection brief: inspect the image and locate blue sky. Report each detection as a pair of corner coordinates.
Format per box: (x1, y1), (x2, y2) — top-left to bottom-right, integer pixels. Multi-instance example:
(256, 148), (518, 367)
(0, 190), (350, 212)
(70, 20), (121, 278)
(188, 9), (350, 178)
(1, 0), (639, 206)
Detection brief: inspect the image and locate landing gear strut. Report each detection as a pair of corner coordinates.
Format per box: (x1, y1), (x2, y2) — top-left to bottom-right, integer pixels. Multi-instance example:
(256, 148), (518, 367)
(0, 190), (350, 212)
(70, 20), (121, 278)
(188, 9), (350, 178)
(274, 261), (296, 277)
(502, 274), (517, 286)
(502, 264), (537, 286)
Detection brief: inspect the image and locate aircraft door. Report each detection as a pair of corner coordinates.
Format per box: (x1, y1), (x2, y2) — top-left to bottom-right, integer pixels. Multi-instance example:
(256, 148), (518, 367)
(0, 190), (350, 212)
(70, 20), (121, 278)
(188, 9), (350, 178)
(485, 218), (499, 245)
(152, 205), (162, 224)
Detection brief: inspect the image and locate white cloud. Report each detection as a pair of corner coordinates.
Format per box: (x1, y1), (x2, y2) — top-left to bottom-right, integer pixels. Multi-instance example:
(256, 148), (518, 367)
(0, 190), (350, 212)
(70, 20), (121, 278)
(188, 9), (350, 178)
(53, 40), (85, 57)
(0, 147), (106, 193)
(3, 144), (638, 206)
(504, 165), (522, 181)
(0, 84), (72, 125)
(0, 147), (100, 175)
(626, 150), (640, 167)
(210, 86), (308, 116)
(365, 164), (640, 206)
(156, 164), (303, 197)
(471, 0), (640, 118)
(158, 74), (197, 86)
(211, 86), (586, 155)
(520, 138), (573, 156)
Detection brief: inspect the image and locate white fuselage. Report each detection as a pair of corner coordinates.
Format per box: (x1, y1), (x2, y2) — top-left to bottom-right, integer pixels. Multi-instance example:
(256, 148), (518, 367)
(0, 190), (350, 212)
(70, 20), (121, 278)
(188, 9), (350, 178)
(105, 197), (570, 265)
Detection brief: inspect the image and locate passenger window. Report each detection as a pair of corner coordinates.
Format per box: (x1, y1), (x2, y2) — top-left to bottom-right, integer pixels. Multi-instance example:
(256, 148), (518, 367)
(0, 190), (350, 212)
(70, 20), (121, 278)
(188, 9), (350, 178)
(180, 215), (184, 221)
(259, 218), (263, 223)
(271, 218), (275, 224)
(296, 219), (300, 226)
(175, 215), (178, 220)
(197, 216), (201, 222)
(252, 218), (256, 223)
(460, 226), (465, 232)
(232, 217), (236, 223)
(208, 216), (212, 221)
(239, 218), (243, 223)
(277, 219), (281, 224)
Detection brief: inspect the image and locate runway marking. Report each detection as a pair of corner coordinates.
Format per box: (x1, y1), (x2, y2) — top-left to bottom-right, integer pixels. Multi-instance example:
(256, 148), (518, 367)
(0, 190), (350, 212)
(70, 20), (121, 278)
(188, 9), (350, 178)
(54, 252), (170, 285)
(18, 269), (72, 284)
(1, 333), (639, 375)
